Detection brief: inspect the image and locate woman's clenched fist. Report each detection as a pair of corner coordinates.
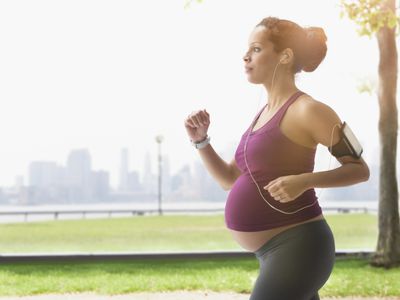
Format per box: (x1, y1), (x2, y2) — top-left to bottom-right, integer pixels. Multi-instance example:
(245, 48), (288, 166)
(184, 109), (210, 143)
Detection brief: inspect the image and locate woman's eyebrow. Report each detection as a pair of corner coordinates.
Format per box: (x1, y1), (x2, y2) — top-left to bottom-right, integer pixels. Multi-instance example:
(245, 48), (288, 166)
(248, 42), (263, 46)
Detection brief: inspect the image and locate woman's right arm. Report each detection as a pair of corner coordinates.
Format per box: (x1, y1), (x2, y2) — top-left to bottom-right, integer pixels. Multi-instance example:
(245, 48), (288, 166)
(184, 109), (241, 191)
(196, 145), (241, 191)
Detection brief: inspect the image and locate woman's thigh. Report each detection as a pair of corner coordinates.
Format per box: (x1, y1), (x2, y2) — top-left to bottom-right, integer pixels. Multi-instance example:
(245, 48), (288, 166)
(250, 219), (335, 300)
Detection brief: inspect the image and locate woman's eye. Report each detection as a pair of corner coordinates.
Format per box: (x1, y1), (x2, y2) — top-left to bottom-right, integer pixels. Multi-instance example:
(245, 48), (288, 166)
(253, 47), (261, 52)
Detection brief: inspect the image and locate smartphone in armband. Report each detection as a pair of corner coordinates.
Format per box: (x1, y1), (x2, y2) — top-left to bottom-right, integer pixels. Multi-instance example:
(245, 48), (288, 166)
(329, 121), (363, 159)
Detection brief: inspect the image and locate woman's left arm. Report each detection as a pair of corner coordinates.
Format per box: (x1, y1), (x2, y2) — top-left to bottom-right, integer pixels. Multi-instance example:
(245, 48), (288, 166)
(264, 99), (369, 203)
(301, 156), (369, 189)
(300, 100), (370, 189)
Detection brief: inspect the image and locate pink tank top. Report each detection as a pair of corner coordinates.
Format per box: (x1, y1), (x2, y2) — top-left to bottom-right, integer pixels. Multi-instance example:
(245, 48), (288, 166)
(225, 91), (322, 232)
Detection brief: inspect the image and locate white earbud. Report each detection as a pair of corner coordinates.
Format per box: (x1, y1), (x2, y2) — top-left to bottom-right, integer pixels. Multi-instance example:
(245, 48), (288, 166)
(280, 54), (288, 63)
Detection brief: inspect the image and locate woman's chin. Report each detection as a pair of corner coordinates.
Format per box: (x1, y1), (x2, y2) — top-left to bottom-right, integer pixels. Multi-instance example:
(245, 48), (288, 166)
(246, 76), (261, 84)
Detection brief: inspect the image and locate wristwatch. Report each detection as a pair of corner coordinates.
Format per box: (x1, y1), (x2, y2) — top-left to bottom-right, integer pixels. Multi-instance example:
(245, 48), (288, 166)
(191, 135), (211, 149)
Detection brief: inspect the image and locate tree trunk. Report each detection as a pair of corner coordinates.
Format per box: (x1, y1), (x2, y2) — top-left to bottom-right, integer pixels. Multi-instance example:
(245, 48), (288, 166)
(370, 0), (400, 269)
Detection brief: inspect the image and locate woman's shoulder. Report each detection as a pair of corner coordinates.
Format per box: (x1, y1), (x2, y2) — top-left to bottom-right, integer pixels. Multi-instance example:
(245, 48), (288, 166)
(296, 93), (339, 122)
(296, 93), (343, 146)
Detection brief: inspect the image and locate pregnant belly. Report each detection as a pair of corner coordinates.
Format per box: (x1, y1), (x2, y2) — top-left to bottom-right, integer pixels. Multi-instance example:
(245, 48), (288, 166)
(225, 174), (312, 231)
(228, 214), (324, 252)
(225, 174), (323, 252)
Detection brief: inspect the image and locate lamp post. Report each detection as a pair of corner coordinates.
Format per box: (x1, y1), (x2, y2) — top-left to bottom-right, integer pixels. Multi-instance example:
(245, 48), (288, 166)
(155, 135), (164, 216)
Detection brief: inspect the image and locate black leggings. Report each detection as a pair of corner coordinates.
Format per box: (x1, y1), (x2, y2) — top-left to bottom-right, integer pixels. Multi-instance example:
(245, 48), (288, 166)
(250, 219), (335, 300)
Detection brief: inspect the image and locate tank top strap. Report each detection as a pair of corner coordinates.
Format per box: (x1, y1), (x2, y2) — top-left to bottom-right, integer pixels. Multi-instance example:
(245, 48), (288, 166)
(272, 90), (305, 126)
(255, 104), (267, 121)
(249, 103), (268, 128)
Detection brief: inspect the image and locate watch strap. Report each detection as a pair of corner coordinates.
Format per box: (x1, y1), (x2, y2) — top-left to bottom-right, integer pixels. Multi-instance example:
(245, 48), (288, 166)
(191, 135), (210, 149)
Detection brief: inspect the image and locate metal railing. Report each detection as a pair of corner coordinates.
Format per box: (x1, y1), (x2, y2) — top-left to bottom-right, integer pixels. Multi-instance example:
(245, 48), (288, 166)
(0, 206), (377, 222)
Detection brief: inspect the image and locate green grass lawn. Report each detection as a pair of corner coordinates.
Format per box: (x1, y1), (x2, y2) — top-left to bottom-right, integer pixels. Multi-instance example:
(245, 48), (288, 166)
(0, 213), (377, 253)
(0, 257), (398, 297)
(0, 213), (396, 297)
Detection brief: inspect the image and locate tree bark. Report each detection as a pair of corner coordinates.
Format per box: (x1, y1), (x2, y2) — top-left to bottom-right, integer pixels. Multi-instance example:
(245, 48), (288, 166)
(370, 0), (400, 268)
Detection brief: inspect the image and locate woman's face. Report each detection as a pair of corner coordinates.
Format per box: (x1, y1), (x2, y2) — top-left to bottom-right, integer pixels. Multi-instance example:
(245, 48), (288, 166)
(243, 26), (281, 84)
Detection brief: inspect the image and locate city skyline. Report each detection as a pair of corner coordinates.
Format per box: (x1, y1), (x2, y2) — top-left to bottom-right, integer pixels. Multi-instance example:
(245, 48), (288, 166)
(0, 142), (379, 206)
(0, 145), (236, 205)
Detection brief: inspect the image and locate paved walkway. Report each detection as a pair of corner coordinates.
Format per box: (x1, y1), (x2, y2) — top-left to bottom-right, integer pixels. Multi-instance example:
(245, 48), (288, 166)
(0, 292), (399, 300)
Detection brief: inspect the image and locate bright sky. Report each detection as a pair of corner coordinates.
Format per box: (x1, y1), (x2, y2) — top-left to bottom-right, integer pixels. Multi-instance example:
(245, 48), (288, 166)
(0, 0), (389, 188)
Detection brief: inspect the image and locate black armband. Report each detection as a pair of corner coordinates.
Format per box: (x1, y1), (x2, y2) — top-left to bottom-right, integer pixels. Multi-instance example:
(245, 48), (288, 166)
(328, 121), (363, 159)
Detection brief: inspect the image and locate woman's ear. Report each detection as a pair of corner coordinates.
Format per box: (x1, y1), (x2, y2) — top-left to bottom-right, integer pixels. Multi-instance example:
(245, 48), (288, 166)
(280, 48), (294, 64)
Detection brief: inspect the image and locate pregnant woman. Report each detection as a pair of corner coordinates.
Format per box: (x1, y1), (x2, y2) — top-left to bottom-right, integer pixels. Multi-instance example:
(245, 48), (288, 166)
(184, 17), (370, 300)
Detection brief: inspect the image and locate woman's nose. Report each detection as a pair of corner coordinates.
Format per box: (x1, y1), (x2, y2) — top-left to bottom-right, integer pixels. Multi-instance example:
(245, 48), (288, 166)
(243, 55), (250, 63)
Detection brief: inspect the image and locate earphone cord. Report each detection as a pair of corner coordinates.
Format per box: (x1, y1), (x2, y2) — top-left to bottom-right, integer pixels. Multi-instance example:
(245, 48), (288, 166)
(243, 111), (341, 214)
(244, 58), (341, 214)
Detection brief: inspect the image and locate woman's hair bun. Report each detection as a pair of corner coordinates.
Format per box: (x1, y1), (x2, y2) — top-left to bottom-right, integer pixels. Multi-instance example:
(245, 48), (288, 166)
(255, 17), (328, 73)
(300, 27), (327, 72)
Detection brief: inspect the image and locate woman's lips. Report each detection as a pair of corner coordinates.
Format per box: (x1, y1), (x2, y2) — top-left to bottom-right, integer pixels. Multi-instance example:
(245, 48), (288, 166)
(245, 66), (253, 73)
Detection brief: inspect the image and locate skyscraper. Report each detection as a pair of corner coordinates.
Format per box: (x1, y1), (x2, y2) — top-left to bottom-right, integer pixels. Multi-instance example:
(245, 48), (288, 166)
(66, 149), (92, 202)
(29, 161), (62, 188)
(142, 150), (156, 194)
(119, 148), (129, 192)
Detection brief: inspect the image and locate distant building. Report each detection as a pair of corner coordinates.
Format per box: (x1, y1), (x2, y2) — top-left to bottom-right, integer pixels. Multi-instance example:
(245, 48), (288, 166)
(142, 151), (156, 194)
(28, 161), (67, 204)
(66, 149), (93, 202)
(91, 170), (110, 201)
(119, 148), (129, 192)
(127, 170), (142, 192)
(29, 161), (64, 188)
(162, 154), (171, 195)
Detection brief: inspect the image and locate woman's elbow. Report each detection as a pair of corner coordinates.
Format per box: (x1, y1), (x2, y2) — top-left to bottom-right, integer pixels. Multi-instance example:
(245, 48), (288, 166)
(360, 164), (370, 182)
(351, 157), (370, 182)
(222, 185), (231, 191)
(364, 166), (370, 181)
(222, 176), (238, 191)
(222, 169), (241, 191)
(222, 181), (233, 191)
